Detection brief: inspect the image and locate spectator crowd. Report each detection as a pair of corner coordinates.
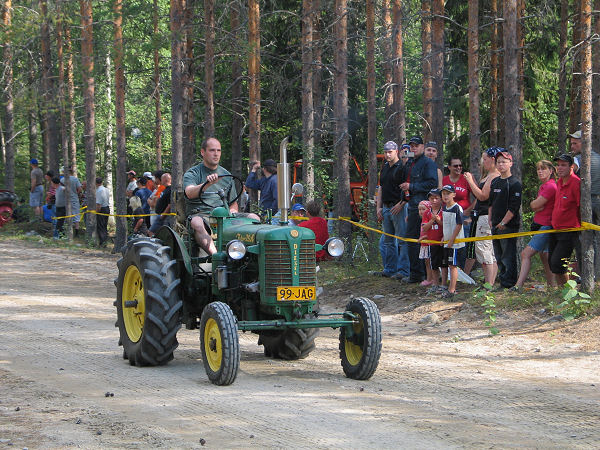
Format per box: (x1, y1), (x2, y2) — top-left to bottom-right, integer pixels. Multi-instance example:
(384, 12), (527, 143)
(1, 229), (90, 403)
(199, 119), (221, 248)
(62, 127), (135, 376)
(372, 130), (593, 297)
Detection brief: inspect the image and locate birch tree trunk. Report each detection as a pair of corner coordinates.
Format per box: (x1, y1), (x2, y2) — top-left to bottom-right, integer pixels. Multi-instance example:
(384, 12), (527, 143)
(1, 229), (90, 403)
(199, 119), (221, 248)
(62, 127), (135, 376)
(2, 0), (15, 191)
(153, 0), (163, 169)
(230, 0), (243, 178)
(302, 0), (315, 200)
(114, 0), (128, 251)
(468, 0), (481, 180)
(421, 0), (432, 142)
(580, 0), (594, 293)
(334, 0), (351, 240)
(104, 53), (115, 229)
(557, 0), (569, 155)
(80, 0), (97, 243)
(431, 0), (444, 163)
(503, 0), (521, 181)
(392, 0), (406, 145)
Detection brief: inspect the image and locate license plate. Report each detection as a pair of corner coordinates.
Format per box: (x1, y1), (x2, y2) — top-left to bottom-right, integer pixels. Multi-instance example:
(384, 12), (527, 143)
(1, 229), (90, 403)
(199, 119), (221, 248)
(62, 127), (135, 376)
(276, 286), (316, 301)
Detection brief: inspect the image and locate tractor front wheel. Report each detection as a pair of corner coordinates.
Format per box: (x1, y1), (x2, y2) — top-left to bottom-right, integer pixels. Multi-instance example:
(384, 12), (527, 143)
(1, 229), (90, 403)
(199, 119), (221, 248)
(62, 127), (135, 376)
(259, 326), (318, 360)
(339, 297), (382, 380)
(200, 302), (240, 386)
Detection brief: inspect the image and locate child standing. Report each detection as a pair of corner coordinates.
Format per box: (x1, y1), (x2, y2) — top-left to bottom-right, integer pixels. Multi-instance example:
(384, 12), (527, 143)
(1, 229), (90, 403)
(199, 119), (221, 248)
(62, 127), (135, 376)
(441, 185), (466, 299)
(417, 200), (433, 286)
(421, 189), (444, 292)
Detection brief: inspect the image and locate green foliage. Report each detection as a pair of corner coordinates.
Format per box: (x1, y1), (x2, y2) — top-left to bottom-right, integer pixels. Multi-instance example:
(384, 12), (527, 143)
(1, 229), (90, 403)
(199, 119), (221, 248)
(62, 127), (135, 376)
(549, 267), (593, 321)
(473, 283), (499, 335)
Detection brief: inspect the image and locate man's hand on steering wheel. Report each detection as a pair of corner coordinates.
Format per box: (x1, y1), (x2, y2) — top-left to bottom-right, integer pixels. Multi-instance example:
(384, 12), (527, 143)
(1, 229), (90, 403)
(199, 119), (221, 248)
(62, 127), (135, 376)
(198, 174), (244, 208)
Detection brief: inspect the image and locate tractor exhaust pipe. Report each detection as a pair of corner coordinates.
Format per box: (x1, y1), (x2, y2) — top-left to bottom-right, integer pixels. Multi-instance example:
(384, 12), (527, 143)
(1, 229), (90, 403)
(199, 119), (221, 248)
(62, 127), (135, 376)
(277, 136), (291, 223)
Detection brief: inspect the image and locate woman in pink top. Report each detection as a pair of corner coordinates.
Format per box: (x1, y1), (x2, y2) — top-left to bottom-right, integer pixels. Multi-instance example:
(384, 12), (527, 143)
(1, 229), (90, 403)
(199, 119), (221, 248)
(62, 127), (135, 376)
(514, 160), (558, 289)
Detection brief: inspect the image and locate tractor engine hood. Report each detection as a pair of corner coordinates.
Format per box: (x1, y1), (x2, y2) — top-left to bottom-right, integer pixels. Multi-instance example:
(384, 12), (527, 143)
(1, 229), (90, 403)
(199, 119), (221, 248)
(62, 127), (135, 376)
(221, 223), (316, 246)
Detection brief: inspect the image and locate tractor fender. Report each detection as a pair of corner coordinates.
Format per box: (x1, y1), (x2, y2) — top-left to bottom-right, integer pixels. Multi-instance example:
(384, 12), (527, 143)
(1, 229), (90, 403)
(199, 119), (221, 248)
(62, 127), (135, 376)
(156, 226), (193, 279)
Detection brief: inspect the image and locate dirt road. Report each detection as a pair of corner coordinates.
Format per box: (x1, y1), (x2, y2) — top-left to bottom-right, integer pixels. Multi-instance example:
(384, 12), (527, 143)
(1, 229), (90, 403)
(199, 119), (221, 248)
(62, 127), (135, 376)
(1, 239), (599, 448)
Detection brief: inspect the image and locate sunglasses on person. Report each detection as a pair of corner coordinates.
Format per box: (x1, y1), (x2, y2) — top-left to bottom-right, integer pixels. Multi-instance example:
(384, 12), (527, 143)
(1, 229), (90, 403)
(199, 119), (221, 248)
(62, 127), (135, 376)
(451, 164), (462, 168)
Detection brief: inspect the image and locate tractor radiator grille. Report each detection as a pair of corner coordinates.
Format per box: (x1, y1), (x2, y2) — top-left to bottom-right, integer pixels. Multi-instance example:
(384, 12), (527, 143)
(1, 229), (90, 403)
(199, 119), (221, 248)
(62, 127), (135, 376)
(264, 239), (316, 297)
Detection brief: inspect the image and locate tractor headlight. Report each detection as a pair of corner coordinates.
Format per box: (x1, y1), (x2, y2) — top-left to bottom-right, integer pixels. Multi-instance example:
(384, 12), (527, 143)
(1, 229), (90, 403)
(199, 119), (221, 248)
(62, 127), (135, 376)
(226, 240), (247, 260)
(325, 237), (344, 258)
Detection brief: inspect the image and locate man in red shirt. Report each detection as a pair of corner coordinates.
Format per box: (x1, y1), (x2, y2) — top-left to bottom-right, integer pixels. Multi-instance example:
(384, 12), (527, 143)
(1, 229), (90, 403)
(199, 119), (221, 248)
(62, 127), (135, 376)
(298, 200), (330, 261)
(549, 154), (581, 285)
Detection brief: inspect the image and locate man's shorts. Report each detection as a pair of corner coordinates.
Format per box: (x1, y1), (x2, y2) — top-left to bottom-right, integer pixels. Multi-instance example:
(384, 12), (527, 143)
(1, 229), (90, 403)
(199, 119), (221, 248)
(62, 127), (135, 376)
(429, 245), (443, 270)
(29, 185), (43, 207)
(528, 225), (552, 253)
(441, 246), (465, 268)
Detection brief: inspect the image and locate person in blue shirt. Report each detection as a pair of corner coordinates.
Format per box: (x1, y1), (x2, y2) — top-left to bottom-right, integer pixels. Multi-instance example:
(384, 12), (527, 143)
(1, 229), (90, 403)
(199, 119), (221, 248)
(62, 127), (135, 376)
(246, 159), (278, 216)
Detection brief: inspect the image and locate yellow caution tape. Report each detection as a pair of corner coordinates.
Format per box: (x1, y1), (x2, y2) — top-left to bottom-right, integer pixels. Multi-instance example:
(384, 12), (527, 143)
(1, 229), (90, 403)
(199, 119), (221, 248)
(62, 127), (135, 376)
(52, 209), (176, 220)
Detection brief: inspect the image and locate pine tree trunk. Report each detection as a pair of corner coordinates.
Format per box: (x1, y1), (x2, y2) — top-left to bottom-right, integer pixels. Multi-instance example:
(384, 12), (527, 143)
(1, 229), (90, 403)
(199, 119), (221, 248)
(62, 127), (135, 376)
(490, 0), (499, 147)
(503, 0), (521, 181)
(302, 0), (315, 200)
(153, 0), (163, 170)
(431, 0), (444, 164)
(230, 0), (243, 178)
(2, 0), (15, 191)
(80, 0), (97, 243)
(392, 0), (406, 145)
(114, 0), (127, 251)
(312, 0), (323, 149)
(104, 52), (115, 229)
(39, 0), (60, 175)
(182, 0), (196, 171)
(366, 0), (378, 259)
(248, 0), (261, 167)
(517, 0), (525, 147)
(27, 64), (39, 162)
(334, 0), (351, 240)
(569, 0), (582, 134)
(65, 23), (77, 176)
(580, 0), (594, 293)
(382, 0), (394, 142)
(498, 0), (505, 146)
(557, 0), (569, 155)
(204, 0), (215, 138)
(468, 0), (481, 180)
(170, 0), (185, 203)
(421, 0), (432, 142)
(592, 0), (600, 150)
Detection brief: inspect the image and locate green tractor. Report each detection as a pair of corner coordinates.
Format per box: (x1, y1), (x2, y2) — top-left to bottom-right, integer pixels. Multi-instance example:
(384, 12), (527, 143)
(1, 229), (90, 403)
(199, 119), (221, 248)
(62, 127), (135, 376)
(114, 137), (382, 385)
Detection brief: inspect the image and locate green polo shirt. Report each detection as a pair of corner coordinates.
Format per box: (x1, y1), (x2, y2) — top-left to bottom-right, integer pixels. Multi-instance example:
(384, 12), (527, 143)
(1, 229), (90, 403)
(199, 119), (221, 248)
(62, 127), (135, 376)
(183, 163), (238, 215)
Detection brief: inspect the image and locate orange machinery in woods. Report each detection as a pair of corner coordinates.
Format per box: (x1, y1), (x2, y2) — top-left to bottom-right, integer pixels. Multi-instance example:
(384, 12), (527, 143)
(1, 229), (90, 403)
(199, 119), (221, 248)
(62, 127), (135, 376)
(292, 154), (385, 220)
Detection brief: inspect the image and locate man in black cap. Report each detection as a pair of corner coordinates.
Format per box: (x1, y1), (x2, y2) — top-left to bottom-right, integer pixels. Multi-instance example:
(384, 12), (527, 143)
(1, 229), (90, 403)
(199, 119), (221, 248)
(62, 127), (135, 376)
(373, 140), (409, 278)
(399, 135), (439, 283)
(246, 158), (278, 216)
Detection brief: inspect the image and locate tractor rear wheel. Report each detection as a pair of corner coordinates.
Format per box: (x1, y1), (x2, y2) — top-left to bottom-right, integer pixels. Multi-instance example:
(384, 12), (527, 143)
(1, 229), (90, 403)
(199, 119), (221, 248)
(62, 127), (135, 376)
(200, 302), (240, 386)
(114, 238), (182, 366)
(259, 327), (318, 360)
(339, 297), (381, 380)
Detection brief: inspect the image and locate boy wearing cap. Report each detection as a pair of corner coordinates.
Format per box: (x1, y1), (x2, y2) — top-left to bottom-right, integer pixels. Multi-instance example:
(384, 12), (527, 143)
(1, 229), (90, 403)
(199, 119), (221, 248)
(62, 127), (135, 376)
(488, 151), (522, 289)
(440, 185), (465, 298)
(421, 188), (444, 291)
(549, 154), (581, 284)
(246, 159), (278, 216)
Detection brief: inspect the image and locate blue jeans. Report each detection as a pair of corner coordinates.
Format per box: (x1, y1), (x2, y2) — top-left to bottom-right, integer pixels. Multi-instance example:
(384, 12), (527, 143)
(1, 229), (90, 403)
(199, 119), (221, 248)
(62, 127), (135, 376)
(381, 205), (410, 277)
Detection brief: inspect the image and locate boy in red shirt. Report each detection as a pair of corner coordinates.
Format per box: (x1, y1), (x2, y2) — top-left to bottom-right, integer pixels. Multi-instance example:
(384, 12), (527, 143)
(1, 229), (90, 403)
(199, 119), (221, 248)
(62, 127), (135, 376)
(298, 200), (330, 261)
(421, 189), (444, 292)
(549, 154), (581, 285)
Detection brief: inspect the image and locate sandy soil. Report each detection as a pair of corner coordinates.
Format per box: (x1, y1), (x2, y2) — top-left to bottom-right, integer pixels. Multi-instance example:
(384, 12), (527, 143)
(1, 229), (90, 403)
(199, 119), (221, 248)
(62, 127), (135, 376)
(0, 239), (599, 448)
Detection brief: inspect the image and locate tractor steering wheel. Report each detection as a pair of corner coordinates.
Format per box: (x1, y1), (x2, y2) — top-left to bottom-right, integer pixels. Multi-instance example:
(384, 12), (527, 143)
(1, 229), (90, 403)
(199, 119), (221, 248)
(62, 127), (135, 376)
(197, 174), (244, 209)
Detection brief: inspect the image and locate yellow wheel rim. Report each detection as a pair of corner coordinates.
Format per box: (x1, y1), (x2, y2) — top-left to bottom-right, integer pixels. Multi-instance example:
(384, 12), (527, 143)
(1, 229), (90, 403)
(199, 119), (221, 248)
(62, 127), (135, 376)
(204, 318), (223, 372)
(122, 265), (146, 343)
(344, 316), (364, 366)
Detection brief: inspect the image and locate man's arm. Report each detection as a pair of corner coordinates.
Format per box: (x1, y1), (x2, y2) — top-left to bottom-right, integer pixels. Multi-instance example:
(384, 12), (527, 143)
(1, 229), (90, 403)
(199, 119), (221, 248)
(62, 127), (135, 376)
(185, 173), (219, 199)
(244, 170), (263, 190)
(409, 159), (438, 194)
(31, 174), (36, 193)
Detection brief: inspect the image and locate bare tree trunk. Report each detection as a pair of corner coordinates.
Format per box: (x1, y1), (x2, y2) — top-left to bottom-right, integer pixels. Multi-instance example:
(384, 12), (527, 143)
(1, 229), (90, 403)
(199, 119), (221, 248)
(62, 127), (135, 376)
(65, 23), (77, 176)
(248, 0), (261, 167)
(39, 0), (60, 175)
(490, 0), (499, 147)
(382, 0), (394, 142)
(503, 0), (521, 181)
(580, 0), (594, 293)
(302, 0), (315, 200)
(392, 0), (406, 145)
(27, 64), (39, 161)
(421, 0), (432, 142)
(517, 0), (525, 149)
(153, 0), (163, 169)
(171, 0), (185, 205)
(557, 0), (569, 155)
(104, 52), (115, 229)
(230, 0), (243, 178)
(182, 0), (196, 171)
(312, 0), (323, 148)
(468, 0), (481, 180)
(57, 0), (73, 241)
(204, 0), (215, 137)
(80, 0), (97, 243)
(569, 0), (582, 134)
(2, 0), (15, 191)
(431, 0), (444, 164)
(113, 0), (127, 252)
(498, 0), (506, 146)
(592, 0), (600, 150)
(334, 0), (351, 240)
(367, 0), (377, 252)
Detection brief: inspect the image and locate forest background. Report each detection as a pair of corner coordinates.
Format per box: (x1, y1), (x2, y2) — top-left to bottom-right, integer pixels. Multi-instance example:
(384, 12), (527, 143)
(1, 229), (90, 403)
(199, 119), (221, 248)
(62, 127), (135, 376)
(1, 0), (599, 262)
